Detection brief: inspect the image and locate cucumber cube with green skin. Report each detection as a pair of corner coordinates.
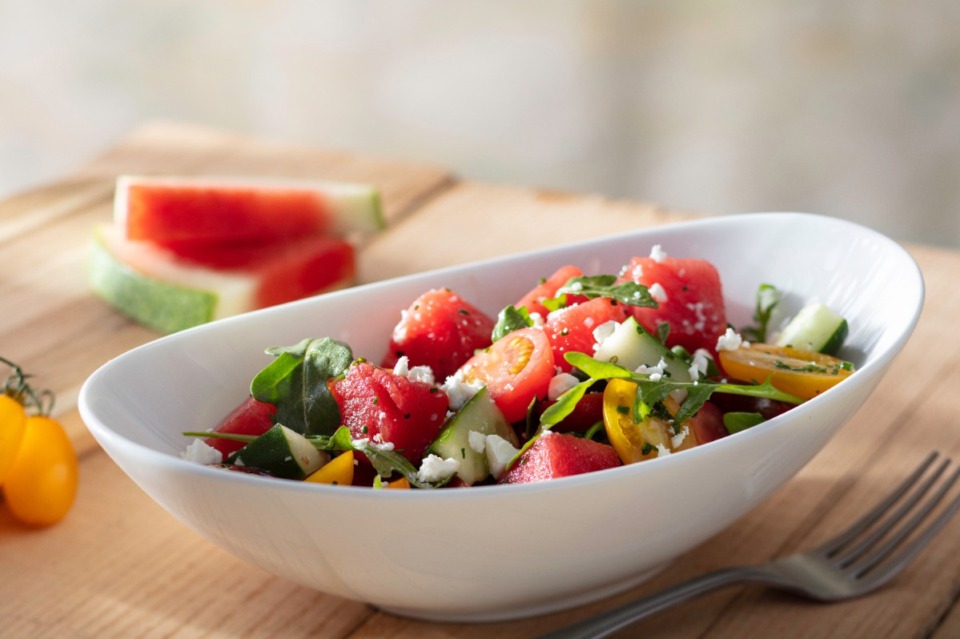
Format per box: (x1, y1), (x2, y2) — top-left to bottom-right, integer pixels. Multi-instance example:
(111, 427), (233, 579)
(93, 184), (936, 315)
(775, 303), (849, 355)
(593, 316), (692, 381)
(233, 424), (329, 480)
(428, 387), (519, 486)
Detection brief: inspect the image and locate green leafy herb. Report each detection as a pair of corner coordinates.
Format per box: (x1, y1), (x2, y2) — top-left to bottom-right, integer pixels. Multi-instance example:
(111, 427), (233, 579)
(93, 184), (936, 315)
(655, 322), (671, 346)
(555, 274), (658, 309)
(542, 351), (803, 429)
(251, 337), (353, 437)
(492, 305), (534, 341)
(723, 411), (765, 433)
(741, 283), (780, 342)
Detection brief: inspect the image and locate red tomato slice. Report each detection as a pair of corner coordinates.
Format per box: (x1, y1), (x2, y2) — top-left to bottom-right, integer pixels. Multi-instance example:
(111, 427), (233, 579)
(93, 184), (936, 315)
(617, 256), (727, 354)
(543, 297), (629, 372)
(382, 288), (495, 380)
(515, 265), (584, 317)
(459, 327), (554, 423)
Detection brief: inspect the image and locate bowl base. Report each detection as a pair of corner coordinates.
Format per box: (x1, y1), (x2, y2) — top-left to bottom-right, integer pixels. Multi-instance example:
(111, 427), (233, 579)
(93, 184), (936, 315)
(375, 562), (669, 624)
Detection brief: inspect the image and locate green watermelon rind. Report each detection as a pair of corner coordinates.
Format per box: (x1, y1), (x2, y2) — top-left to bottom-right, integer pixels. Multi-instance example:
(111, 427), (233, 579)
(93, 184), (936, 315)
(88, 228), (219, 333)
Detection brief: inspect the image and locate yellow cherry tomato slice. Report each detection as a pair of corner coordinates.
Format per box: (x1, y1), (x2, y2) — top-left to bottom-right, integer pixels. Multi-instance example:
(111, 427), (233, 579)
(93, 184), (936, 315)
(0, 395), (27, 484)
(718, 344), (854, 401)
(305, 450), (355, 486)
(384, 477), (411, 490)
(3, 415), (78, 526)
(602, 379), (695, 464)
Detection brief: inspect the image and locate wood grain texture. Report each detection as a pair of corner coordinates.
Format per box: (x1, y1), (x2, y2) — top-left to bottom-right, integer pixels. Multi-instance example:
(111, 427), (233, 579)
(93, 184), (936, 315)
(0, 122), (957, 639)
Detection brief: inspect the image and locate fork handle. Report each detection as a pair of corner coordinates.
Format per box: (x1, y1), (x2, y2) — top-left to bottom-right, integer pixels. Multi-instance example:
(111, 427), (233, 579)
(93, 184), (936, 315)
(540, 567), (766, 639)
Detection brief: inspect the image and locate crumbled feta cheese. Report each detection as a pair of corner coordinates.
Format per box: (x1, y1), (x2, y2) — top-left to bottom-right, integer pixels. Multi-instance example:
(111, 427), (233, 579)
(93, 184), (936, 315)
(548, 372), (580, 401)
(468, 430), (487, 454)
(391, 355), (436, 385)
(716, 327), (747, 352)
(688, 348), (712, 380)
(655, 443), (671, 457)
(649, 282), (668, 303)
(592, 320), (618, 348)
(416, 454), (460, 483)
(671, 425), (690, 449)
(635, 357), (668, 381)
(485, 434), (520, 480)
(441, 370), (483, 409)
(181, 439), (223, 465)
(649, 244), (668, 263)
(529, 312), (545, 328)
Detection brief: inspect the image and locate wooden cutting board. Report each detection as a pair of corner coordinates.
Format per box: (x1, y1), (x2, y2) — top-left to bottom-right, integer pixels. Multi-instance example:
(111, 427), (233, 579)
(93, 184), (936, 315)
(0, 121), (958, 638)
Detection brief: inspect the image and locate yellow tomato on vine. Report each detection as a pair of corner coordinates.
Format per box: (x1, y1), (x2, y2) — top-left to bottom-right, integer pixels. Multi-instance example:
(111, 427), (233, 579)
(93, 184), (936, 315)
(1, 357), (78, 526)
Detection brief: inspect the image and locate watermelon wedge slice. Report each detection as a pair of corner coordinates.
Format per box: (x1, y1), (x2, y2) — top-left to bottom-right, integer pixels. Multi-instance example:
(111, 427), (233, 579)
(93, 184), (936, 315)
(115, 175), (384, 246)
(88, 224), (355, 333)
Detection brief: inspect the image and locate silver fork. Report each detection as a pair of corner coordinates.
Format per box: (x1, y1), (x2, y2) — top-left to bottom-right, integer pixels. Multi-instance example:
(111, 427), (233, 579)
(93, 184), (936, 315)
(542, 451), (960, 639)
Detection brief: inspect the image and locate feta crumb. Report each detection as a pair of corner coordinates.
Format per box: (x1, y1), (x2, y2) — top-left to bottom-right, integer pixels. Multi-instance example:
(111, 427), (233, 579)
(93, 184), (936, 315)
(529, 312), (545, 328)
(635, 357), (668, 381)
(655, 443), (671, 457)
(592, 320), (618, 348)
(391, 355), (436, 385)
(468, 430), (487, 454)
(716, 327), (747, 352)
(485, 434), (520, 480)
(181, 439), (223, 465)
(689, 348), (712, 380)
(416, 454), (460, 483)
(650, 244), (668, 263)
(649, 282), (668, 303)
(548, 372), (580, 401)
(671, 425), (690, 449)
(441, 370), (483, 409)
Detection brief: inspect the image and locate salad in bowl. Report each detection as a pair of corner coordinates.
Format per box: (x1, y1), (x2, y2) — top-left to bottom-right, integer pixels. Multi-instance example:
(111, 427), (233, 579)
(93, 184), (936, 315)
(183, 245), (855, 490)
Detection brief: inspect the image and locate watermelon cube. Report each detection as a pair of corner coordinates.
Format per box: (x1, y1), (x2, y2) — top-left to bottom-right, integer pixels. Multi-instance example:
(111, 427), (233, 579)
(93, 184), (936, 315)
(499, 432), (621, 485)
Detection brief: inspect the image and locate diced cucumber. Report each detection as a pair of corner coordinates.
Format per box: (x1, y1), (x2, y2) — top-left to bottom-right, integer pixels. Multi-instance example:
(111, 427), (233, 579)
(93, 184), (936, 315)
(233, 424), (329, 480)
(593, 316), (692, 381)
(427, 387), (519, 486)
(775, 303), (848, 355)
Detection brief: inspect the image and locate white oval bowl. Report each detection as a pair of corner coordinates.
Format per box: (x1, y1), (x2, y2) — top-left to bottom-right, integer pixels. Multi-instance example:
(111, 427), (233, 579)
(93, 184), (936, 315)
(79, 212), (923, 622)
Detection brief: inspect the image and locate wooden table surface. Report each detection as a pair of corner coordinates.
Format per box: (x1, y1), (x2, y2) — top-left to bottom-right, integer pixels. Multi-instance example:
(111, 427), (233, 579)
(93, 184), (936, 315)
(1, 122), (958, 638)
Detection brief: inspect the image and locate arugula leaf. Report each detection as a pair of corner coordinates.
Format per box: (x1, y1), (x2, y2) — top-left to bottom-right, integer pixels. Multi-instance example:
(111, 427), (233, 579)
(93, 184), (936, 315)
(556, 275), (658, 309)
(723, 412), (765, 433)
(251, 337), (352, 437)
(540, 378), (594, 426)
(492, 305), (534, 341)
(549, 351), (803, 431)
(741, 283), (780, 342)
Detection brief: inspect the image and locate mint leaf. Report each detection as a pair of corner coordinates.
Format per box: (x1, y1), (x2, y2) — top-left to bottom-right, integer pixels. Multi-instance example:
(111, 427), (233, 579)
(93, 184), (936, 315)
(492, 305), (534, 341)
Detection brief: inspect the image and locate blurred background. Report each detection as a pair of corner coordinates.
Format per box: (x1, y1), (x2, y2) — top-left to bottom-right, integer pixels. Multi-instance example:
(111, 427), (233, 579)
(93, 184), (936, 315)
(2, 0), (958, 246)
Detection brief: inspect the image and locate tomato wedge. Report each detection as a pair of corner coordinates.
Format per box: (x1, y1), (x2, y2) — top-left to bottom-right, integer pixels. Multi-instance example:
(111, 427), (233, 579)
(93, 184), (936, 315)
(459, 327), (554, 423)
(602, 379), (696, 464)
(717, 344), (854, 400)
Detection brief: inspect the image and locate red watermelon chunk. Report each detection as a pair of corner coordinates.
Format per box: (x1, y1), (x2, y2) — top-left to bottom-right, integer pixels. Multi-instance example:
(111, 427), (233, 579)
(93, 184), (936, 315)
(515, 264), (585, 317)
(116, 175), (383, 246)
(331, 362), (449, 463)
(617, 255), (727, 354)
(499, 432), (621, 484)
(382, 288), (495, 380)
(205, 397), (277, 457)
(544, 297), (630, 372)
